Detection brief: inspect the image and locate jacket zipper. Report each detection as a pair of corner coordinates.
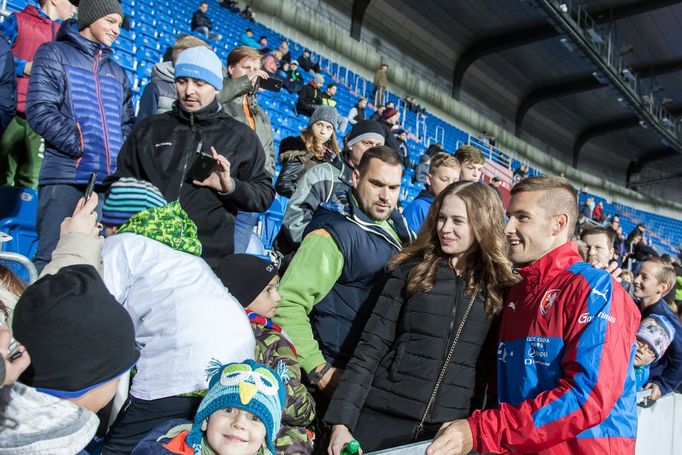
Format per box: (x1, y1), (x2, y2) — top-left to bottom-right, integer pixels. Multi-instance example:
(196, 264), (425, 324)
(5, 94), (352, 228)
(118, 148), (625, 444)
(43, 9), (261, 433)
(413, 290), (479, 440)
(176, 112), (198, 202)
(93, 49), (112, 175)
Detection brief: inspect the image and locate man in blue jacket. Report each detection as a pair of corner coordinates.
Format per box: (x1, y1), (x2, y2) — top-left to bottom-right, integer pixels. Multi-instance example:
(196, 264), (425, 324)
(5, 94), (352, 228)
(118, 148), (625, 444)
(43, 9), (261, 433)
(26, 0), (135, 272)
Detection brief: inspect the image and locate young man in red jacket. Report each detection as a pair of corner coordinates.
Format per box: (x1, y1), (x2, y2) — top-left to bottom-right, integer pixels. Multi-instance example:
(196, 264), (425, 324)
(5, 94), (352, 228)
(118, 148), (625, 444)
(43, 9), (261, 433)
(0, 0), (77, 188)
(428, 176), (640, 455)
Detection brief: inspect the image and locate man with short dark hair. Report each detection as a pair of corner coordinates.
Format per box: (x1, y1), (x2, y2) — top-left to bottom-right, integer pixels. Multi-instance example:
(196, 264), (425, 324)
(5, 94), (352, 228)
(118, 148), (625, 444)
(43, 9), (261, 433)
(274, 146), (412, 397)
(111, 47), (274, 268)
(580, 226), (615, 266)
(428, 176), (641, 455)
(191, 2), (222, 41)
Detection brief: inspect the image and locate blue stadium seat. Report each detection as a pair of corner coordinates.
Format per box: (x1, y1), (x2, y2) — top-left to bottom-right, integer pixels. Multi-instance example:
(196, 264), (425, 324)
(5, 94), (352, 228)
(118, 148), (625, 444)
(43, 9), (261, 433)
(111, 50), (135, 71)
(0, 186), (39, 280)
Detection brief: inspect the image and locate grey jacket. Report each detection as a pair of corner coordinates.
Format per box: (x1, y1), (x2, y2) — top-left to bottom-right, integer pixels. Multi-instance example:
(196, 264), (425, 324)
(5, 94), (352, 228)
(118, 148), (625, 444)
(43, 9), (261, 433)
(218, 75), (275, 178)
(281, 153), (353, 244)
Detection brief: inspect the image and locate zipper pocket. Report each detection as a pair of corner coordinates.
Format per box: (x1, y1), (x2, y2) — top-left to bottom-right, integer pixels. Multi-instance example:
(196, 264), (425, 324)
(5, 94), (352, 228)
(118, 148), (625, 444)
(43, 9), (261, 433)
(413, 289), (479, 440)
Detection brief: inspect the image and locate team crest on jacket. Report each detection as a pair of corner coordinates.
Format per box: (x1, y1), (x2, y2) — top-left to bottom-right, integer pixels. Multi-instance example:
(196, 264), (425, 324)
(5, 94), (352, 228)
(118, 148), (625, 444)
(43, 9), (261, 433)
(540, 289), (560, 316)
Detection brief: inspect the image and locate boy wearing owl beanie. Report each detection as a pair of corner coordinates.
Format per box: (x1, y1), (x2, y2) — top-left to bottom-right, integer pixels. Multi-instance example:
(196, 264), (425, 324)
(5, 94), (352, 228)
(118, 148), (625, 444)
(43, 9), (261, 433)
(216, 254), (316, 454)
(132, 360), (285, 455)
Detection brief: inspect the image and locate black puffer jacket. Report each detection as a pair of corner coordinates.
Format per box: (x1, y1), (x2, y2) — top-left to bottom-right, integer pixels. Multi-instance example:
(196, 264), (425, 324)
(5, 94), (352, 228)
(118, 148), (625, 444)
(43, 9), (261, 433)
(275, 136), (334, 198)
(324, 258), (497, 434)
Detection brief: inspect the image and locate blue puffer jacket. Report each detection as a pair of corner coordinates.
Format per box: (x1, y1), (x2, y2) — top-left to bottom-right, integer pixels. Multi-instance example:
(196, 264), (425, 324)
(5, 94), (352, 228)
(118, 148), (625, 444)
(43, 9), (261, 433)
(26, 19), (135, 186)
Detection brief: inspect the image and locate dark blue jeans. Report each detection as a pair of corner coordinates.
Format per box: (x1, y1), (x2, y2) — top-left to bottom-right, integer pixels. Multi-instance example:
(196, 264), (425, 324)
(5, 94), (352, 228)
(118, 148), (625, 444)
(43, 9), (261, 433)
(33, 184), (103, 272)
(233, 211), (260, 254)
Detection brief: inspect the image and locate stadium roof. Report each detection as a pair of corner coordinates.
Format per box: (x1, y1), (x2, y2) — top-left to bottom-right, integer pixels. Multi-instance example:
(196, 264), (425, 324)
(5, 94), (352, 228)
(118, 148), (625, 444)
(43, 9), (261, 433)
(325, 0), (682, 203)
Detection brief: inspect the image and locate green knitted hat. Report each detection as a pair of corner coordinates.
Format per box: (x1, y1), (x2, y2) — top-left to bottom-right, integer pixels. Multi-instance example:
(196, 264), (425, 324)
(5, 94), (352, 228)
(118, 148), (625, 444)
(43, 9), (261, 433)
(117, 202), (202, 256)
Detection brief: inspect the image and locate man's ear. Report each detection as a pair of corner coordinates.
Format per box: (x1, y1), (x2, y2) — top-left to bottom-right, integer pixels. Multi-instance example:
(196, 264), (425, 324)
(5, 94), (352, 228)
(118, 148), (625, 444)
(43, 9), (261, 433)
(659, 280), (673, 296)
(201, 419), (208, 432)
(351, 169), (360, 188)
(552, 213), (569, 236)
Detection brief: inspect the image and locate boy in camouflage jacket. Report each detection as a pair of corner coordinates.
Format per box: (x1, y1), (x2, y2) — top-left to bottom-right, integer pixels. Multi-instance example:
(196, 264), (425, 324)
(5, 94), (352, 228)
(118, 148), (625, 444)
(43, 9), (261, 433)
(216, 254), (316, 454)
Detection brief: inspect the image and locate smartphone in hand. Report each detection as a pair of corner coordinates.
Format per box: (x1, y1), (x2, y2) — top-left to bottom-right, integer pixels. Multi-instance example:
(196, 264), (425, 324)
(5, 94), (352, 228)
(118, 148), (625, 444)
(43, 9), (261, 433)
(258, 77), (283, 92)
(84, 172), (97, 202)
(187, 152), (217, 182)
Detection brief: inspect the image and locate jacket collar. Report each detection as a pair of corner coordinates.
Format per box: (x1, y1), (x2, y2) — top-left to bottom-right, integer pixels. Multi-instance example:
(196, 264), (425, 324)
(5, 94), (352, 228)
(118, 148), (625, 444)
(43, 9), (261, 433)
(517, 241), (582, 287)
(416, 189), (433, 202)
(23, 4), (55, 22)
(172, 98), (223, 123)
(58, 19), (111, 59)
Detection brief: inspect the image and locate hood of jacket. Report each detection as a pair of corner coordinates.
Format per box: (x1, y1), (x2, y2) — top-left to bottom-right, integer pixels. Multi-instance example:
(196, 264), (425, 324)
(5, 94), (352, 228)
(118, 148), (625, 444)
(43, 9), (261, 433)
(151, 60), (175, 83)
(57, 18), (111, 60)
(117, 202), (203, 256)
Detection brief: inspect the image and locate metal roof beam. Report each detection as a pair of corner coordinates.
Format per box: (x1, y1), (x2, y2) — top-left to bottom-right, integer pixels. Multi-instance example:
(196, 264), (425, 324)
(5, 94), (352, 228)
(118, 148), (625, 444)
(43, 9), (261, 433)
(452, 0), (680, 98)
(350, 0), (372, 40)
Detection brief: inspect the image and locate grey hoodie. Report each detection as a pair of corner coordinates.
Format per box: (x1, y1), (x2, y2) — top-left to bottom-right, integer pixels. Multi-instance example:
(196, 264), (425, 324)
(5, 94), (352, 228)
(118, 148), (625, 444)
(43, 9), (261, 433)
(137, 61), (176, 123)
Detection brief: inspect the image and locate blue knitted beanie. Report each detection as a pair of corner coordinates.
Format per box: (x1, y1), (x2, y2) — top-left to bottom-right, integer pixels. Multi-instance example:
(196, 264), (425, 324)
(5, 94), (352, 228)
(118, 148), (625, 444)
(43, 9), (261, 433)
(186, 360), (286, 454)
(174, 46), (224, 90)
(101, 178), (167, 226)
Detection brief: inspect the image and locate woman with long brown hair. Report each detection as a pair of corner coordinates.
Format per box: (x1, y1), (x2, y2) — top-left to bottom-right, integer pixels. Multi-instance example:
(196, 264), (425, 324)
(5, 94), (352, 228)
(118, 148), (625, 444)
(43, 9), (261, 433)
(324, 181), (519, 453)
(275, 105), (341, 198)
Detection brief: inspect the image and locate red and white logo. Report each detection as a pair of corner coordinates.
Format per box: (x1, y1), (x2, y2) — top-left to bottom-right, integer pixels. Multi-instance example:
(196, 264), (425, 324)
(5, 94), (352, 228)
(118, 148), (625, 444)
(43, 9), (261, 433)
(540, 289), (561, 316)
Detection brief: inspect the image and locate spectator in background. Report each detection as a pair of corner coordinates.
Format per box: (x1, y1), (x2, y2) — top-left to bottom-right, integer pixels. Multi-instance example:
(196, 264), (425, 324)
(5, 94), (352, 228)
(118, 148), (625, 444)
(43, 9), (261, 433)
(377, 107), (401, 153)
(296, 72), (324, 116)
(425, 143), (443, 159)
(403, 152), (460, 235)
(633, 257), (682, 402)
(283, 59), (304, 93)
(241, 5), (256, 23)
(395, 128), (409, 169)
(512, 163), (528, 185)
(27, 0), (134, 272)
(262, 50), (282, 76)
(218, 46), (277, 253)
(370, 104), (385, 121)
(373, 63), (388, 105)
(0, 32), (15, 138)
(277, 120), (385, 253)
(136, 34), (210, 123)
(405, 95), (425, 114)
(191, 2), (222, 41)
(0, 0), (77, 189)
(219, 0), (240, 13)
(259, 35), (270, 54)
(321, 83), (337, 107)
(276, 106), (340, 198)
(413, 153), (430, 185)
(593, 200), (604, 223)
(278, 39), (291, 64)
(347, 96), (367, 127)
(239, 27), (259, 48)
(580, 227), (615, 266)
(488, 176), (502, 197)
(111, 47), (274, 268)
(634, 315), (676, 392)
(298, 48), (320, 73)
(274, 147), (413, 428)
(454, 144), (485, 182)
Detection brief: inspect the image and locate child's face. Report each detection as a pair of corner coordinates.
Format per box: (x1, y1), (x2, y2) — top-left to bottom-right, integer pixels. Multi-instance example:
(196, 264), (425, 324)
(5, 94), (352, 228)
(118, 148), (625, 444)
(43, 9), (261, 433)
(246, 276), (281, 319)
(459, 160), (484, 182)
(204, 407), (266, 455)
(427, 166), (459, 197)
(634, 261), (669, 301)
(634, 339), (656, 366)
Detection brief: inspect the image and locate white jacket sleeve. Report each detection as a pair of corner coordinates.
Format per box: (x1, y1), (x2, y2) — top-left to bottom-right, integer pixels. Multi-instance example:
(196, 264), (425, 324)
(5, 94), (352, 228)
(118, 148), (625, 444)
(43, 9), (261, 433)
(101, 236), (134, 305)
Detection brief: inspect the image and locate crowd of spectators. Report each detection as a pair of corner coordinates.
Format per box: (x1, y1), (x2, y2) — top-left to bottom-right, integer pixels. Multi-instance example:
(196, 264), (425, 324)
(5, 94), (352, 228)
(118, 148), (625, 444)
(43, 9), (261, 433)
(1, 1), (682, 455)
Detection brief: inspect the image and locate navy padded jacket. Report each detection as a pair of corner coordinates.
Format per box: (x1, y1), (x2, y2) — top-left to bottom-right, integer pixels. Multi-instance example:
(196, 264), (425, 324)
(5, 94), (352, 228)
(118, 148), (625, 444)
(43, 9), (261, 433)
(26, 20), (134, 186)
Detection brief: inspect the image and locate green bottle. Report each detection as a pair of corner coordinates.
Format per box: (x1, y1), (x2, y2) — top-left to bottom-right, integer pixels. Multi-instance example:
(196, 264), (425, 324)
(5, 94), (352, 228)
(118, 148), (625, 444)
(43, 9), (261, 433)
(340, 439), (361, 455)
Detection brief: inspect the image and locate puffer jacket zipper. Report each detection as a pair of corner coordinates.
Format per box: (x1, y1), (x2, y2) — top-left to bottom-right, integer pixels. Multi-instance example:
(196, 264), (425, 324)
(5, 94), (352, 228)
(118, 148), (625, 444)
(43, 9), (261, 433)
(176, 112), (199, 202)
(413, 289), (479, 440)
(93, 49), (111, 175)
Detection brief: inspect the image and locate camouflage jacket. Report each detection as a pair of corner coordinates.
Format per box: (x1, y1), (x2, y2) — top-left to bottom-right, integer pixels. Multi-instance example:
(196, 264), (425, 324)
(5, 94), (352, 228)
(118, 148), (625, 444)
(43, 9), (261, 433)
(248, 311), (315, 455)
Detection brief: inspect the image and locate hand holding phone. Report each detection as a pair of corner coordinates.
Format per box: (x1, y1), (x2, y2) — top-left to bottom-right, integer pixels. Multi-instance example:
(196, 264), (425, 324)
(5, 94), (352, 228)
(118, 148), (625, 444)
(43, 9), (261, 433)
(192, 146), (234, 193)
(84, 172), (97, 202)
(187, 151), (217, 182)
(258, 76), (283, 92)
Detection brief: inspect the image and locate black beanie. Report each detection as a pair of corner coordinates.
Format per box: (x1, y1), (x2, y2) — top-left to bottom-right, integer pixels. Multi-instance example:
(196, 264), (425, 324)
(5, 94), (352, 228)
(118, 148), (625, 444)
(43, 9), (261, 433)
(215, 254), (279, 308)
(346, 120), (385, 148)
(78, 0), (124, 30)
(12, 265), (139, 398)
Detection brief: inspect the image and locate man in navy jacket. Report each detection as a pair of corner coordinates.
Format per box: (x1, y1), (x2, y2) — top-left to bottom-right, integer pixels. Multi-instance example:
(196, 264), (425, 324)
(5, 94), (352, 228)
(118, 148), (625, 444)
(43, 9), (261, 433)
(26, 0), (134, 271)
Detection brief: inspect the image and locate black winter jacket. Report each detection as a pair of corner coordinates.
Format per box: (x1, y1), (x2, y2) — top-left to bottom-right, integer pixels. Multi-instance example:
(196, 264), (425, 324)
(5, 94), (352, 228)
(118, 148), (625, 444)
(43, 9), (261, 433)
(275, 136), (334, 198)
(111, 100), (275, 268)
(191, 10), (212, 30)
(324, 258), (497, 435)
(296, 83), (320, 116)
